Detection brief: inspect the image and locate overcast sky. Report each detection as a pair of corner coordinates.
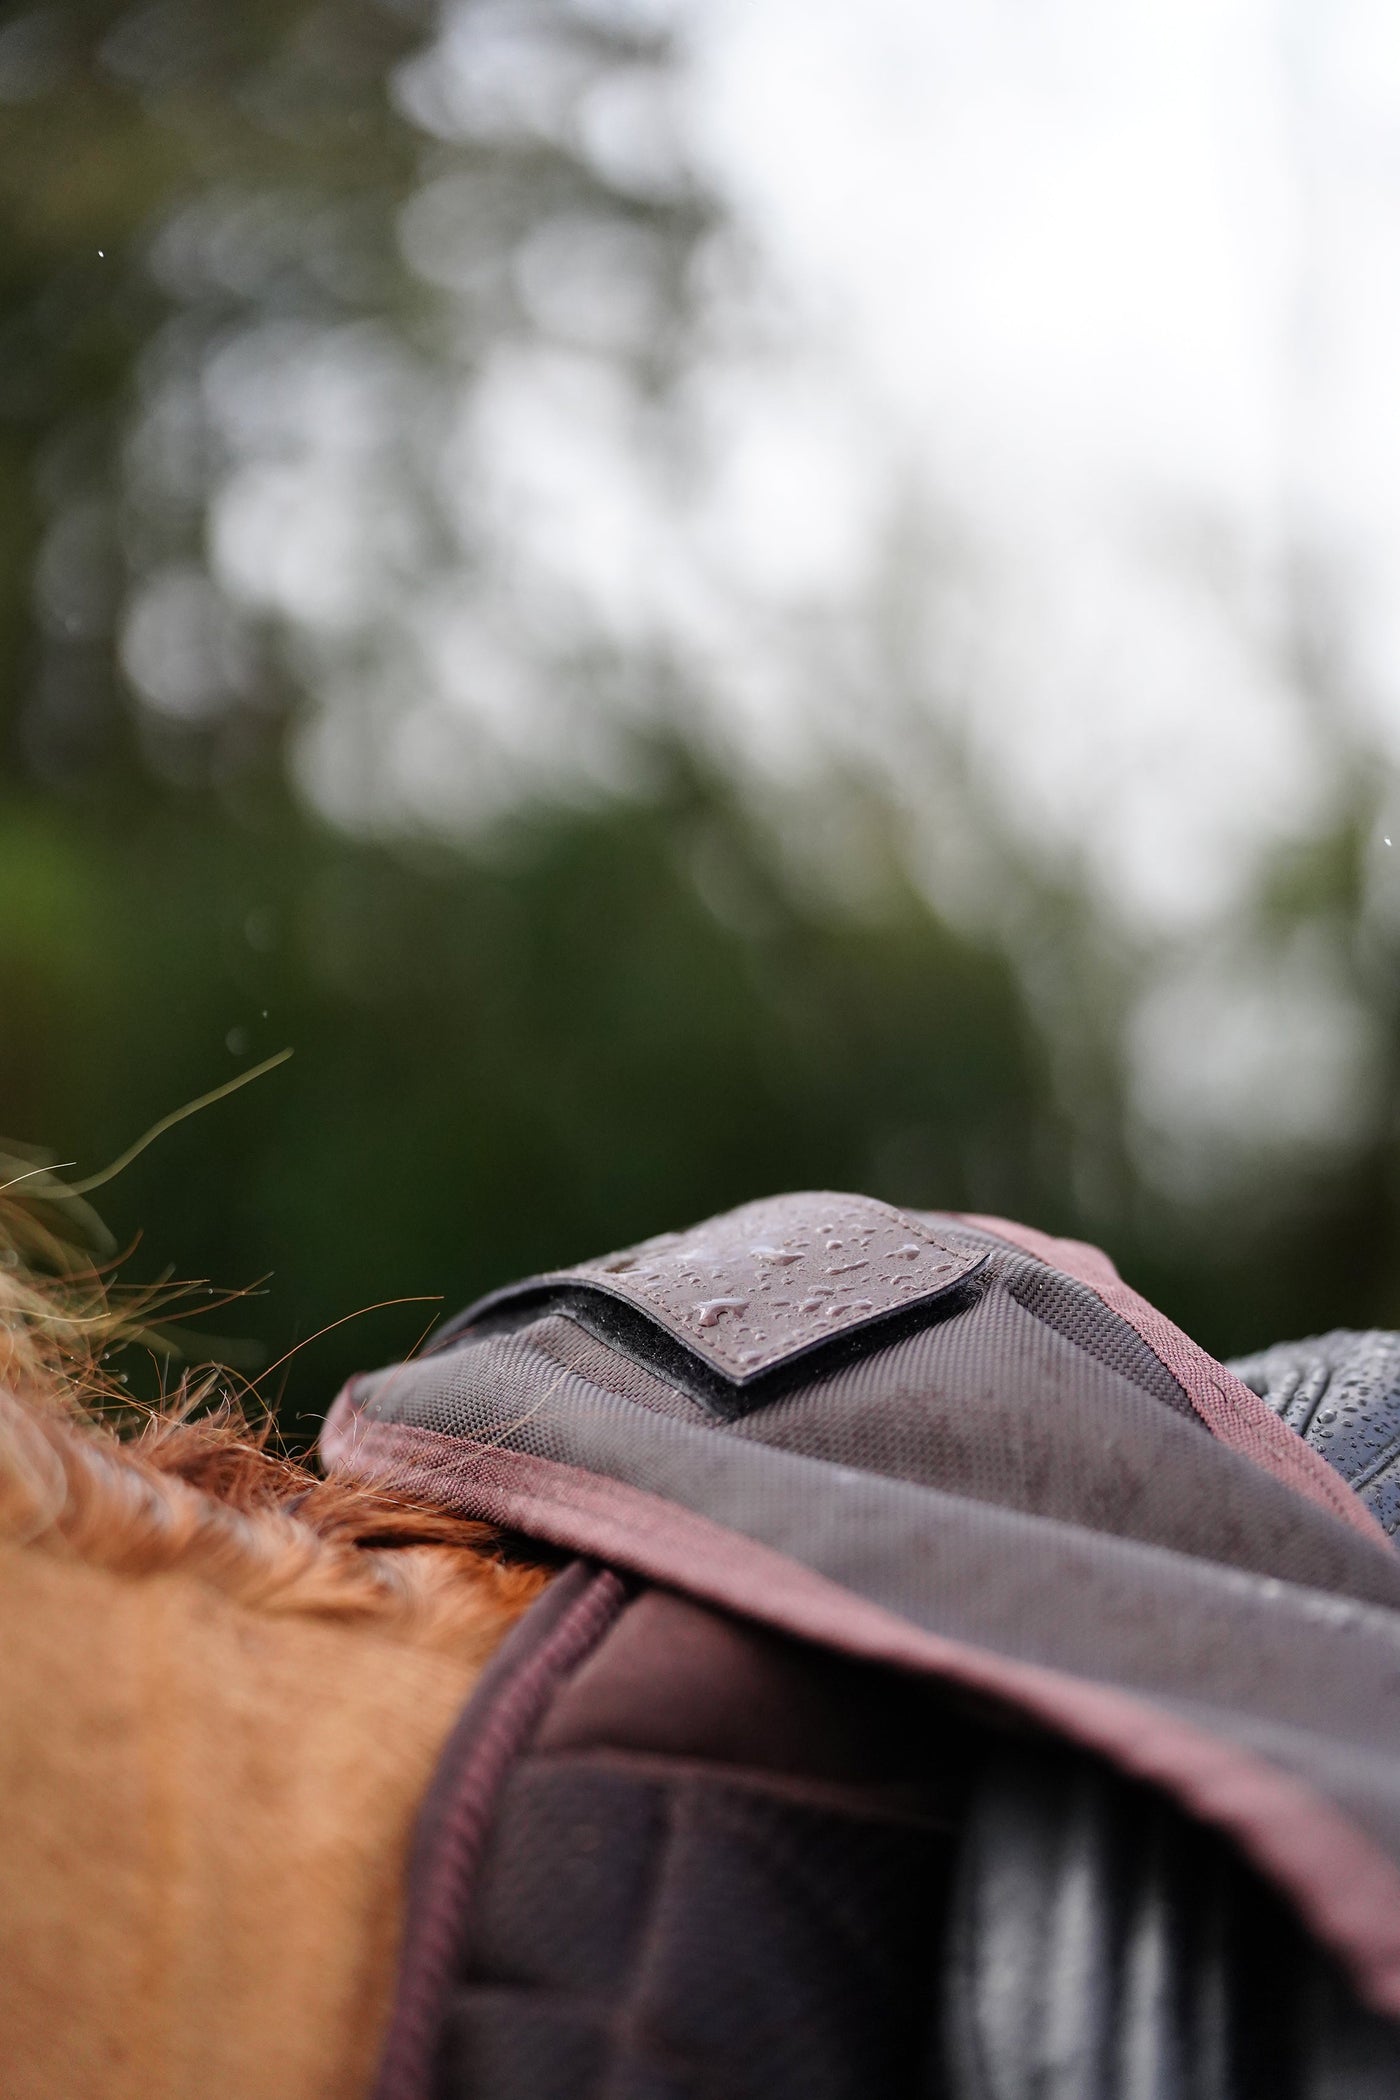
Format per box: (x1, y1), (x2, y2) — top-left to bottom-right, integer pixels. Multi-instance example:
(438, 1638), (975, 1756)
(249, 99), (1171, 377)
(676, 0), (1400, 937)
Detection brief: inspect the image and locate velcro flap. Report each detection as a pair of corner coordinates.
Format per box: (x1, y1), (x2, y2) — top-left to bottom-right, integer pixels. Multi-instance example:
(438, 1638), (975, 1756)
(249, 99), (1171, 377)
(457, 1192), (986, 1391)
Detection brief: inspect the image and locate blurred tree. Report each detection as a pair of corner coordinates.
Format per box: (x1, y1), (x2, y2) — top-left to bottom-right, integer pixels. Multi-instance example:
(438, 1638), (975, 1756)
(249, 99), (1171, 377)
(0, 755), (1074, 1434)
(3, 0), (1400, 1435)
(0, 0), (715, 800)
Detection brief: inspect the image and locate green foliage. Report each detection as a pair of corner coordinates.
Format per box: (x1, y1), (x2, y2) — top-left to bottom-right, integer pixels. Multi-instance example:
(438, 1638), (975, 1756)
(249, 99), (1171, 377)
(0, 765), (1075, 1433)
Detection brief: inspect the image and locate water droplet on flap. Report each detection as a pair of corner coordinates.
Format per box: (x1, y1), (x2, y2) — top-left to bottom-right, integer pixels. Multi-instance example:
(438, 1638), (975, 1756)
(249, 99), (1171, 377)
(696, 1297), (748, 1329)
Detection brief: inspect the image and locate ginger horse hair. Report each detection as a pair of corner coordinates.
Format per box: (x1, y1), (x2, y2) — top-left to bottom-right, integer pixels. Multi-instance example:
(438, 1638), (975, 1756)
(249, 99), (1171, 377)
(0, 1221), (550, 2100)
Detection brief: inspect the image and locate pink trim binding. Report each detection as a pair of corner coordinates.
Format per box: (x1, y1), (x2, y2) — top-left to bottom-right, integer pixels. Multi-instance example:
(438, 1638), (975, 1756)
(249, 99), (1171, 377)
(324, 1396), (1400, 2019)
(373, 1562), (625, 2100)
(959, 1212), (1393, 1550)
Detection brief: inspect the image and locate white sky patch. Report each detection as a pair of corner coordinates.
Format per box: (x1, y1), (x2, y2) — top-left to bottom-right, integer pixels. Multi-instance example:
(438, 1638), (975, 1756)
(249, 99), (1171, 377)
(678, 0), (1400, 931)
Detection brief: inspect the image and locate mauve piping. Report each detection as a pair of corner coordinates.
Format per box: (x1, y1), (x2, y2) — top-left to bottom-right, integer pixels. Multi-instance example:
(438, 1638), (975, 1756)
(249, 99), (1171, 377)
(370, 1558), (626, 2100)
(321, 1393), (1400, 2021)
(956, 1212), (1392, 1550)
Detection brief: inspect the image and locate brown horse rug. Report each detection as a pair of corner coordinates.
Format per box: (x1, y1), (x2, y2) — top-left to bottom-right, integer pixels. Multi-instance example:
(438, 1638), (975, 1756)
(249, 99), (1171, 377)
(326, 1192), (1400, 2099)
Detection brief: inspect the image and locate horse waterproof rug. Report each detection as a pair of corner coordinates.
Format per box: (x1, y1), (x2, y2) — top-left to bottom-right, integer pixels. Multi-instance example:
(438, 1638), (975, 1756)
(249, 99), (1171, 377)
(323, 1194), (1400, 2099)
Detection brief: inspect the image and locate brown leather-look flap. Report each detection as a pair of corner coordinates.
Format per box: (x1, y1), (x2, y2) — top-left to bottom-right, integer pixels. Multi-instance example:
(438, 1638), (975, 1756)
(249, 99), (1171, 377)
(445, 1192), (986, 1397)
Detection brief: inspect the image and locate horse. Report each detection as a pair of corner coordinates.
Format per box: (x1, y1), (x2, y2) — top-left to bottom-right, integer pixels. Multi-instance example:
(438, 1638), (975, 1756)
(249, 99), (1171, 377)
(8, 1185), (1400, 2100)
(0, 1219), (553, 2100)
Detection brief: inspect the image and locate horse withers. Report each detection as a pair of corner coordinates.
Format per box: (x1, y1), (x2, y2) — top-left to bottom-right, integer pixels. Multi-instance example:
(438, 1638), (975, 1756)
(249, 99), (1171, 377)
(0, 1240), (553, 2100)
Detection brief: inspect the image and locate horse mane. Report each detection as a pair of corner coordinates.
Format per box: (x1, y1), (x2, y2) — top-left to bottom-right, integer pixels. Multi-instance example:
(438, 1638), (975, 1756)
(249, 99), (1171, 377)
(0, 1225), (552, 1654)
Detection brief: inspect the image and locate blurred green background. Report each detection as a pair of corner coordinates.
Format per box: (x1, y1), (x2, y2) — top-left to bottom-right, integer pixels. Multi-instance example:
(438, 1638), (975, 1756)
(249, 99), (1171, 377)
(4, 0), (1400, 1438)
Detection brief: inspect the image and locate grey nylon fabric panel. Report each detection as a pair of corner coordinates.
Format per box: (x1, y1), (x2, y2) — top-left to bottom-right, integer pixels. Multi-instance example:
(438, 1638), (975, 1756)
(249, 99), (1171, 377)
(1000, 1254), (1195, 1415)
(373, 1277), (1399, 1601)
(916, 1213), (1201, 1420)
(355, 1317), (1400, 1862)
(727, 1275), (1320, 1575)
